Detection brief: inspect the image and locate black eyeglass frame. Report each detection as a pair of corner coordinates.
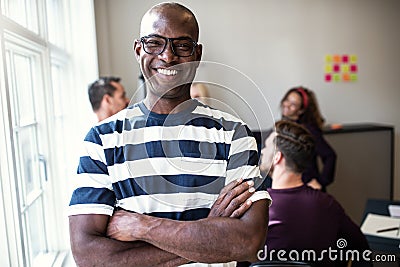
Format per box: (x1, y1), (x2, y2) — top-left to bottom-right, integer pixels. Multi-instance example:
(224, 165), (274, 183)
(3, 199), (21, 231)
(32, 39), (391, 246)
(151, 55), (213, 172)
(140, 34), (198, 57)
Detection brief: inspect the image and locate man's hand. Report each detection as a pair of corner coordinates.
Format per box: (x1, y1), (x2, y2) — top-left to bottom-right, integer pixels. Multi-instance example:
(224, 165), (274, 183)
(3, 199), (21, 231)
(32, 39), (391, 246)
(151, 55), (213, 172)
(107, 210), (148, 242)
(107, 178), (256, 241)
(208, 178), (255, 218)
(307, 178), (322, 190)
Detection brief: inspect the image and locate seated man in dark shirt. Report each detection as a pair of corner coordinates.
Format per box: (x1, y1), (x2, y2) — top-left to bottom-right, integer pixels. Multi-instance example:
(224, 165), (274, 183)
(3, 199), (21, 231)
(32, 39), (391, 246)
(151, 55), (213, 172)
(259, 120), (371, 266)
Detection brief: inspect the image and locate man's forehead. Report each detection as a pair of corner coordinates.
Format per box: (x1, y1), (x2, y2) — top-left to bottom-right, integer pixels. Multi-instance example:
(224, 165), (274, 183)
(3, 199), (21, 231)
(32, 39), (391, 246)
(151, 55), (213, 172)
(139, 9), (197, 38)
(140, 12), (159, 36)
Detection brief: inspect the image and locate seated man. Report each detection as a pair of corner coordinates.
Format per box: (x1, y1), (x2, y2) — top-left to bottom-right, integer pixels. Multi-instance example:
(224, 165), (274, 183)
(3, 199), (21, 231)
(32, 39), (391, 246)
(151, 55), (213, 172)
(259, 120), (371, 266)
(88, 76), (129, 121)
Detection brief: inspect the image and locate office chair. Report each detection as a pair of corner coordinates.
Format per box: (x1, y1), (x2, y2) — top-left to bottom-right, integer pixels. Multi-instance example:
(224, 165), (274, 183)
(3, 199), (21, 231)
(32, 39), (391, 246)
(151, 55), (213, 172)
(250, 261), (313, 267)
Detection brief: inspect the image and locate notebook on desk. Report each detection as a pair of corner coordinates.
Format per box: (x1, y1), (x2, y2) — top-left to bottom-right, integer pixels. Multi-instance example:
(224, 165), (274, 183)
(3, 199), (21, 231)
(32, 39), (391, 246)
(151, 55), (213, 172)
(361, 213), (400, 239)
(388, 205), (400, 217)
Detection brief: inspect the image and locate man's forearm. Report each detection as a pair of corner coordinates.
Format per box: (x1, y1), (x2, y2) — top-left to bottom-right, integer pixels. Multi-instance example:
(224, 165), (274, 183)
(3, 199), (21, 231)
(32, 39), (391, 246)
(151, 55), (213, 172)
(69, 215), (189, 267)
(137, 200), (268, 263)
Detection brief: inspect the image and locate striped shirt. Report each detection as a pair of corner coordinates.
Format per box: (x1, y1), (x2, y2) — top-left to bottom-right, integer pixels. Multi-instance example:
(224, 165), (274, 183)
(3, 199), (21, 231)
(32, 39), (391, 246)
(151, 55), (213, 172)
(68, 99), (270, 220)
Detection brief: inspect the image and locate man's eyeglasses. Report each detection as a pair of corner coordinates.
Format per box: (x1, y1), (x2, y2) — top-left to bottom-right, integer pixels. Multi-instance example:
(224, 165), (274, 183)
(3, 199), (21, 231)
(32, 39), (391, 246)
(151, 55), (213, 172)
(140, 34), (198, 57)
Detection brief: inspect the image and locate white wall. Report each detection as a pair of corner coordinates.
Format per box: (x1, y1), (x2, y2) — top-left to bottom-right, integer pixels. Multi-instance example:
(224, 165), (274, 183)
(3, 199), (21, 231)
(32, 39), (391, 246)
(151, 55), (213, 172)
(94, 0), (400, 199)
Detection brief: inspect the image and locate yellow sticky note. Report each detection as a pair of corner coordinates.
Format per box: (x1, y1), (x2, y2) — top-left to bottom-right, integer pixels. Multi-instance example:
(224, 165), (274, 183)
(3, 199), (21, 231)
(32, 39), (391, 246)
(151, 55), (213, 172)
(341, 64), (349, 72)
(325, 55), (333, 63)
(325, 64), (333, 73)
(350, 55), (357, 63)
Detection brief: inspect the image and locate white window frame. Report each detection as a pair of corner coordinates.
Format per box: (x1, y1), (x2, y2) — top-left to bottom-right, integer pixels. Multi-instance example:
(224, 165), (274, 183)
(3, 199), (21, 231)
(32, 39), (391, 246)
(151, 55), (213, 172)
(0, 1), (98, 266)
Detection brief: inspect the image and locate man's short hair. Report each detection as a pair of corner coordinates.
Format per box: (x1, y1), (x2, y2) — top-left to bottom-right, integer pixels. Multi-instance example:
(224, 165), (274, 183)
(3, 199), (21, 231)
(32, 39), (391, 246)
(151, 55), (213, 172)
(88, 76), (121, 111)
(143, 2), (200, 41)
(274, 120), (315, 173)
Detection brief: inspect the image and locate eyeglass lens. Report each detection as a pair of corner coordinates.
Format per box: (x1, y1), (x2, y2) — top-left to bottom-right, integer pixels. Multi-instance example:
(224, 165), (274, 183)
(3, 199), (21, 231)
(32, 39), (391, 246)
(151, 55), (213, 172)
(141, 36), (196, 57)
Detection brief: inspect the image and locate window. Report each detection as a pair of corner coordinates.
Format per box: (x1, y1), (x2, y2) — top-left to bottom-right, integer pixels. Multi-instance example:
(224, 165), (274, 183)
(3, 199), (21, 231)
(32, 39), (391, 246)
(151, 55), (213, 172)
(0, 1), (98, 266)
(1, 0), (40, 34)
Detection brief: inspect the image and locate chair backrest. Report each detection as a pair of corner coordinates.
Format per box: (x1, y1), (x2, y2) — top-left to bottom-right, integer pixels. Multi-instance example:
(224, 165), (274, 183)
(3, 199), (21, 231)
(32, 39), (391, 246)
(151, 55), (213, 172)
(250, 261), (313, 267)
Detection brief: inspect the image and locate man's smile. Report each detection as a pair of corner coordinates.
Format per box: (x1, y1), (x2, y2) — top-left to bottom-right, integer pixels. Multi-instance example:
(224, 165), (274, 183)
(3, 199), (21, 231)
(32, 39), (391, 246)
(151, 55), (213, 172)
(156, 68), (178, 76)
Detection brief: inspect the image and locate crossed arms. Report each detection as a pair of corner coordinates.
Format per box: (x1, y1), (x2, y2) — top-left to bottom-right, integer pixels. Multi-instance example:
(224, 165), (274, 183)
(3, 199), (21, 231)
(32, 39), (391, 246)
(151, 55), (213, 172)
(69, 179), (270, 266)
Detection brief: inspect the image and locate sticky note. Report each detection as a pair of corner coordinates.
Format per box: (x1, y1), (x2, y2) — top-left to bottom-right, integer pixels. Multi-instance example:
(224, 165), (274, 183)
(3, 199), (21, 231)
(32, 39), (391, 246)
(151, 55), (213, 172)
(350, 55), (357, 63)
(333, 64), (340, 72)
(350, 64), (358, 72)
(341, 64), (349, 72)
(333, 74), (341, 82)
(325, 55), (333, 63)
(342, 55), (349, 63)
(325, 64), (333, 73)
(333, 54), (341, 63)
(325, 74), (332, 82)
(342, 73), (350, 81)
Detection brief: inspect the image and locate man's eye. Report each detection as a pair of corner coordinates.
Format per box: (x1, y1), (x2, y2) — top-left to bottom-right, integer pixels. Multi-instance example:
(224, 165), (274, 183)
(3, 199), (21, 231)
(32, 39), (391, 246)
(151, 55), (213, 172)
(174, 43), (192, 51)
(145, 39), (163, 46)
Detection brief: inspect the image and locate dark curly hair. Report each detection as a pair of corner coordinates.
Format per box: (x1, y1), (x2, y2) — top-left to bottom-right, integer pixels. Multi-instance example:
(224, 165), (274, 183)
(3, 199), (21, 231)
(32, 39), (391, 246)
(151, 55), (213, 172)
(274, 120), (315, 173)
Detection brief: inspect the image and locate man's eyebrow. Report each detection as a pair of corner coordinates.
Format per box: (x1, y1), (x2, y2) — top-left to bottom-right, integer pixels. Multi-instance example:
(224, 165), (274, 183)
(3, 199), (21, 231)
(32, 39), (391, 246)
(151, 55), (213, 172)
(145, 33), (194, 40)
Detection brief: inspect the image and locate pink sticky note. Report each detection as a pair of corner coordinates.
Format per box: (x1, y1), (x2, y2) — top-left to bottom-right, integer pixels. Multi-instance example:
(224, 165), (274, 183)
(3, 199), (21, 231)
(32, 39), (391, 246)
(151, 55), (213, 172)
(342, 55), (349, 63)
(350, 64), (358, 72)
(325, 74), (332, 82)
(333, 64), (340, 72)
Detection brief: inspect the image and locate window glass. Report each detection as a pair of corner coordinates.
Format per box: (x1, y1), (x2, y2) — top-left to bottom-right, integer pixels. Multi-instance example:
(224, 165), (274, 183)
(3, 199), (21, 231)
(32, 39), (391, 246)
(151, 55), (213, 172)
(1, 0), (39, 34)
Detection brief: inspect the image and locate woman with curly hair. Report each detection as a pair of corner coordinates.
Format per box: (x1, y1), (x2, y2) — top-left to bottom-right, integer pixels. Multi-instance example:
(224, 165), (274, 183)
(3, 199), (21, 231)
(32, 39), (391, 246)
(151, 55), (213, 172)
(280, 86), (337, 191)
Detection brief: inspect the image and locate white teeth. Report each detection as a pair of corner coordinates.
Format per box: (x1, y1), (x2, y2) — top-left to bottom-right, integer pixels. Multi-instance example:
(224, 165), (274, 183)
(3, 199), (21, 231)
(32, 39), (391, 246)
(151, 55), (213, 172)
(157, 68), (177, 76)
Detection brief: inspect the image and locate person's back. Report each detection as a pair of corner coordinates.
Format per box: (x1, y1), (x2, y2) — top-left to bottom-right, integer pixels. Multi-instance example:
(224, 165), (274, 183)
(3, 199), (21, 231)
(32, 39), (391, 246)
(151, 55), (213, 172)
(267, 185), (363, 252)
(259, 120), (370, 266)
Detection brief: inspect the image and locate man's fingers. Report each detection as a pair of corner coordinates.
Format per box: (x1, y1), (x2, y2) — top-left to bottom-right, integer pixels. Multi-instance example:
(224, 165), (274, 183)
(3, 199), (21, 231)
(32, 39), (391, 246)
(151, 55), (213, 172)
(216, 182), (255, 217)
(223, 185), (255, 217)
(209, 178), (256, 217)
(210, 178), (244, 209)
(219, 178), (243, 196)
(230, 199), (253, 218)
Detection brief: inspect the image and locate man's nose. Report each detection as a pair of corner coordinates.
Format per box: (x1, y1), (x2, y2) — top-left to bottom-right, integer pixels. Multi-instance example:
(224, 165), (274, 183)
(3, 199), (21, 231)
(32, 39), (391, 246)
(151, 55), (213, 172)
(159, 41), (177, 63)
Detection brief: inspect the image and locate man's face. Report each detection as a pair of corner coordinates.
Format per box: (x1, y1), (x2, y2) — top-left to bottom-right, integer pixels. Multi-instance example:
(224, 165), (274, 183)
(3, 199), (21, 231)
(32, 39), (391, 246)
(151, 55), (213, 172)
(109, 81), (129, 114)
(259, 132), (277, 175)
(134, 9), (202, 100)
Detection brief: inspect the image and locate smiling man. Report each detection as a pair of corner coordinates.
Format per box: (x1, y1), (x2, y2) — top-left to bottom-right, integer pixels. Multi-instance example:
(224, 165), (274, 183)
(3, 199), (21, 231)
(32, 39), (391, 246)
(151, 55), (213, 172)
(68, 3), (270, 266)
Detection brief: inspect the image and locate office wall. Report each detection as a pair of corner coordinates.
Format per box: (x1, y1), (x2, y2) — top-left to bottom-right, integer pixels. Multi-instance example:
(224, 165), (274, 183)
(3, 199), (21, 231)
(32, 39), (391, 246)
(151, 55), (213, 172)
(94, 0), (400, 199)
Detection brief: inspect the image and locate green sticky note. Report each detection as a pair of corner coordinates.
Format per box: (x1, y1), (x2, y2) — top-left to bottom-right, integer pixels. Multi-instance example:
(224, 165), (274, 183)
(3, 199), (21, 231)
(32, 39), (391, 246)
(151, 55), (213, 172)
(333, 74), (341, 82)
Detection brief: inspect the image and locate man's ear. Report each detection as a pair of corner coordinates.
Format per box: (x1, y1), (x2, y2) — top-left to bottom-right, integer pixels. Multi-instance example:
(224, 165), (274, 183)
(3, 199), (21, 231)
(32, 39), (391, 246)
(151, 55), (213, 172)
(101, 94), (112, 107)
(133, 39), (141, 62)
(195, 43), (203, 63)
(273, 151), (283, 165)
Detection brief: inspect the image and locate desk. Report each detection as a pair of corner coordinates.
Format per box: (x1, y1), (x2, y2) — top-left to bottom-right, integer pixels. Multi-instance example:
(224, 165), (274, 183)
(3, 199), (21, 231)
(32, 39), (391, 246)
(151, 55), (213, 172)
(362, 199), (400, 266)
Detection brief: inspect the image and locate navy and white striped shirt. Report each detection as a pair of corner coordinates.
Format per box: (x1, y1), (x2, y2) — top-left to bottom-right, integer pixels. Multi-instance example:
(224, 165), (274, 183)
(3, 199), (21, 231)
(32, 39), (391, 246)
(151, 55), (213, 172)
(68, 99), (270, 219)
